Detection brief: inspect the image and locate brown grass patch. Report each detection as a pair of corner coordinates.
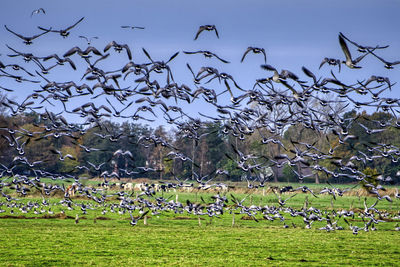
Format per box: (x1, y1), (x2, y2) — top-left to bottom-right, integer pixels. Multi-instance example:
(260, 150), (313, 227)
(0, 213), (78, 220)
(240, 216), (257, 221)
(172, 216), (204, 220)
(343, 188), (398, 197)
(95, 216), (112, 220)
(132, 178), (152, 184)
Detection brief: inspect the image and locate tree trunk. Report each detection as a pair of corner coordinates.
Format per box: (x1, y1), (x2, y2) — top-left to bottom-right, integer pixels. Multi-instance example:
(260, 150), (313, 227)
(200, 149), (204, 177)
(273, 171), (278, 183)
(191, 139), (195, 181)
(315, 172), (320, 184)
(159, 148), (163, 180)
(274, 143), (280, 182)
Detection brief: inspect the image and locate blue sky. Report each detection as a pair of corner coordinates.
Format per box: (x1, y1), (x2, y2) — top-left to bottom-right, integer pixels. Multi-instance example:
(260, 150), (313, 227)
(1, 0), (399, 128)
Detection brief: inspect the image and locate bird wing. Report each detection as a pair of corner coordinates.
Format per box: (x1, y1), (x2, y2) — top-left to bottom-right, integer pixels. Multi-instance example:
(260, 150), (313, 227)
(261, 48), (267, 63)
(86, 46), (103, 56)
(64, 58), (77, 70)
(63, 46), (81, 57)
(65, 17), (85, 31)
(302, 66), (317, 83)
(183, 51), (200, 55)
(240, 47), (252, 62)
(212, 52), (230, 64)
(50, 149), (61, 155)
(65, 154), (76, 160)
(214, 27), (219, 38)
(38, 26), (57, 33)
(223, 80), (234, 99)
(122, 44), (132, 60)
(194, 26), (205, 40)
(166, 51), (179, 64)
(142, 48), (153, 62)
(285, 193), (297, 202)
(138, 210), (149, 220)
(4, 25), (25, 40)
(104, 41), (116, 52)
(339, 34), (353, 63)
(339, 32), (361, 49)
(353, 52), (369, 64)
(260, 64), (277, 72)
(319, 58), (328, 69)
(79, 36), (89, 42)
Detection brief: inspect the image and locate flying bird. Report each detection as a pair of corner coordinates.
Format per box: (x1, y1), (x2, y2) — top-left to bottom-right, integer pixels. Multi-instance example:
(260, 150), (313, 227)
(79, 35), (99, 45)
(121, 25), (145, 30)
(194, 25), (219, 40)
(183, 50), (229, 63)
(31, 8), (45, 17)
(129, 210), (149, 226)
(4, 25), (51, 45)
(339, 32), (389, 53)
(38, 17), (85, 38)
(319, 57), (341, 72)
(338, 34), (369, 69)
(50, 149), (76, 161)
(104, 41), (132, 60)
(367, 49), (400, 69)
(63, 46), (103, 58)
(241, 47), (267, 63)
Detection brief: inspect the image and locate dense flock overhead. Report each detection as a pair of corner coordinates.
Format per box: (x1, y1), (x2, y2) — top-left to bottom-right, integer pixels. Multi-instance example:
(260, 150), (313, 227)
(1, 10), (400, 232)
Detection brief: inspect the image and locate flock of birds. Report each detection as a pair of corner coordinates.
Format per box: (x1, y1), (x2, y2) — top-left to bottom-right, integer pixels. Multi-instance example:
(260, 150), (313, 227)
(1, 9), (400, 233)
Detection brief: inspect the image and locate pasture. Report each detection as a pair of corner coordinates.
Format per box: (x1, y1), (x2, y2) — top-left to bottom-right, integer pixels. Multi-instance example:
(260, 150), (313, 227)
(1, 187), (399, 266)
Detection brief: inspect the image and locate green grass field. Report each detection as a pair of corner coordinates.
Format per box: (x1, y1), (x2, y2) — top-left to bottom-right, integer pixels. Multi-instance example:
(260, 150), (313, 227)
(1, 218), (399, 266)
(0, 188), (399, 266)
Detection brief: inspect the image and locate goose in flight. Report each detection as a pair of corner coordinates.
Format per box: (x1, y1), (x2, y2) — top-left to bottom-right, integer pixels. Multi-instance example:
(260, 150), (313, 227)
(339, 32), (389, 53)
(319, 57), (341, 72)
(31, 8), (45, 17)
(64, 46), (103, 59)
(129, 210), (149, 226)
(121, 25), (145, 30)
(113, 149), (134, 160)
(38, 17), (84, 38)
(4, 25), (51, 45)
(194, 25), (219, 40)
(241, 47), (267, 63)
(339, 34), (369, 69)
(50, 149), (76, 161)
(104, 41), (132, 60)
(273, 191), (298, 206)
(87, 161), (105, 171)
(79, 35), (99, 45)
(367, 49), (400, 69)
(183, 50), (229, 63)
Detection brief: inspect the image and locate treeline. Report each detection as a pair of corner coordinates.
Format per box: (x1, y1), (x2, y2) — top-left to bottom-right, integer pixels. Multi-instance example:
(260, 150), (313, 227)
(0, 108), (399, 184)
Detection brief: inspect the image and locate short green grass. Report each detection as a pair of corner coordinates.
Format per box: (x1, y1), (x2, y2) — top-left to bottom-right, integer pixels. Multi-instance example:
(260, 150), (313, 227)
(0, 218), (399, 266)
(0, 189), (399, 266)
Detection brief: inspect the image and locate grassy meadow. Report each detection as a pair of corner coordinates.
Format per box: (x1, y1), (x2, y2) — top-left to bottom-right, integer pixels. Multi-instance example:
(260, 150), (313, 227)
(0, 183), (399, 266)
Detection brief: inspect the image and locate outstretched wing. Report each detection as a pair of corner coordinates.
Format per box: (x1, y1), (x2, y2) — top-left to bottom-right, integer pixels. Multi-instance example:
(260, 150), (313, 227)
(241, 47), (252, 62)
(338, 34), (352, 63)
(194, 26), (205, 40)
(65, 17), (85, 31)
(212, 52), (229, 64)
(4, 25), (25, 40)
